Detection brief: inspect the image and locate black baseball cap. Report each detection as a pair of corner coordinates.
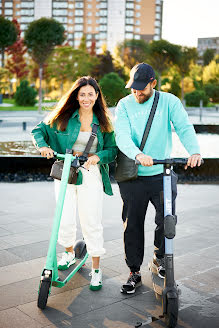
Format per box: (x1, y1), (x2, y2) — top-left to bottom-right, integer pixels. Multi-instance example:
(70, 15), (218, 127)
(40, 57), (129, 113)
(125, 63), (155, 90)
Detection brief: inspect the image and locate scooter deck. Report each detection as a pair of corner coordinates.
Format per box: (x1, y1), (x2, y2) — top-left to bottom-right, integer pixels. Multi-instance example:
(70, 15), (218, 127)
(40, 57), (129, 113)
(148, 261), (164, 296)
(57, 257), (86, 282)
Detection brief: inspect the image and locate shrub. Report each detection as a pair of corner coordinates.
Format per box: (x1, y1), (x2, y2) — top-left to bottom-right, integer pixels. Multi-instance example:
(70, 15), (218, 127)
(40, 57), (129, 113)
(99, 72), (128, 107)
(204, 83), (219, 103)
(15, 80), (37, 106)
(184, 90), (209, 107)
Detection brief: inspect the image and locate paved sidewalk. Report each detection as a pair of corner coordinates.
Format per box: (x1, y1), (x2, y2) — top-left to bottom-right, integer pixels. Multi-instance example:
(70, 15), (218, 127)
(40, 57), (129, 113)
(0, 182), (218, 328)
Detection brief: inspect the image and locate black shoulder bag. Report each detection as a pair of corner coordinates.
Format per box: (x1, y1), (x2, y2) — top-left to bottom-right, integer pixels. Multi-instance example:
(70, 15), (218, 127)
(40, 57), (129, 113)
(114, 90), (159, 182)
(50, 124), (98, 184)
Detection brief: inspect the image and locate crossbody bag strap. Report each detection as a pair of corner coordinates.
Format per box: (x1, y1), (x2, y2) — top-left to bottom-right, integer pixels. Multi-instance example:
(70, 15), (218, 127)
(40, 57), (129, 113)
(139, 90), (160, 151)
(82, 123), (98, 157)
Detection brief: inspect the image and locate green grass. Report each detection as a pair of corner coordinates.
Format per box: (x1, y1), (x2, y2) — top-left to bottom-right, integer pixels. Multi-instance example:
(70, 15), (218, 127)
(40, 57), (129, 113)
(0, 98), (55, 111)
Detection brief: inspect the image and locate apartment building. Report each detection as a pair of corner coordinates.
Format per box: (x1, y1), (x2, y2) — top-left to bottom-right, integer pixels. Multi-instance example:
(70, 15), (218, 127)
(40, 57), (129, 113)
(198, 37), (219, 57)
(0, 0), (163, 53)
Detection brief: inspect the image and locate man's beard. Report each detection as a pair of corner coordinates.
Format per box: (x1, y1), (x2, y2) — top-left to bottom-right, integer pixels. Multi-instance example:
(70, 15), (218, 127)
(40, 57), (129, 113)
(134, 88), (153, 104)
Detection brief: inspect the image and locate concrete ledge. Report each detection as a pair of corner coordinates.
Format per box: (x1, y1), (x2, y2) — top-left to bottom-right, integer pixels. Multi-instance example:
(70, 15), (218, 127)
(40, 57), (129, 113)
(0, 156), (219, 183)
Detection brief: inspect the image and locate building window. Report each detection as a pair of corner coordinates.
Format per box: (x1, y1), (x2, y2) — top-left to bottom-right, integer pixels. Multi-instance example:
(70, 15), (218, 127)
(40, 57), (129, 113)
(135, 12), (141, 17)
(75, 10), (83, 16)
(135, 20), (140, 25)
(75, 17), (83, 23)
(135, 27), (140, 33)
(99, 10), (107, 16)
(53, 2), (68, 8)
(87, 26), (92, 32)
(68, 26), (73, 31)
(4, 2), (13, 8)
(87, 4), (92, 9)
(126, 10), (134, 17)
(136, 5), (141, 10)
(21, 16), (33, 23)
(155, 20), (161, 27)
(87, 41), (92, 47)
(21, 9), (34, 15)
(126, 3), (134, 9)
(86, 34), (92, 39)
(75, 24), (83, 31)
(53, 17), (68, 23)
(156, 6), (161, 13)
(69, 4), (74, 9)
(126, 25), (133, 32)
(125, 33), (133, 39)
(99, 17), (107, 23)
(155, 27), (160, 34)
(134, 35), (140, 40)
(53, 9), (68, 16)
(99, 32), (107, 39)
(100, 2), (107, 8)
(68, 18), (73, 23)
(16, 4), (21, 8)
(75, 2), (84, 8)
(5, 9), (13, 15)
(155, 13), (161, 19)
(74, 40), (81, 46)
(21, 2), (34, 8)
(126, 18), (134, 24)
(74, 32), (83, 38)
(154, 35), (159, 40)
(87, 12), (92, 16)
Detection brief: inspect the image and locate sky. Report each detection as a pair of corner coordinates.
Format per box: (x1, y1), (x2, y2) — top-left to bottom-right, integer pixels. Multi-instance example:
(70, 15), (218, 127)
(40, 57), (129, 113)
(162, 0), (219, 47)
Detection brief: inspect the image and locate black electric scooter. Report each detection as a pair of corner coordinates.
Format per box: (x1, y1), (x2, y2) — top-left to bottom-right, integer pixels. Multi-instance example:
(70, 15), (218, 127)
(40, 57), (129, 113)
(135, 158), (203, 328)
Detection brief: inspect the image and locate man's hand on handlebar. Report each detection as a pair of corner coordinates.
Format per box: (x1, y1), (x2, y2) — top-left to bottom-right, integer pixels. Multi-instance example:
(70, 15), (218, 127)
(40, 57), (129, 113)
(185, 154), (202, 170)
(39, 147), (54, 159)
(83, 155), (100, 170)
(135, 153), (153, 167)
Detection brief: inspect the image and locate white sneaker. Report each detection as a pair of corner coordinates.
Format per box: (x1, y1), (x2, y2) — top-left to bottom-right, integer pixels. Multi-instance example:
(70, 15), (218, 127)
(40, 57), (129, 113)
(89, 268), (102, 291)
(58, 251), (76, 271)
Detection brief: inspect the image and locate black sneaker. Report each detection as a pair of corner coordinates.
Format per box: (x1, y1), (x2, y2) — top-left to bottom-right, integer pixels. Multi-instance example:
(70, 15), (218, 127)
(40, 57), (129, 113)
(153, 254), (165, 279)
(120, 272), (142, 294)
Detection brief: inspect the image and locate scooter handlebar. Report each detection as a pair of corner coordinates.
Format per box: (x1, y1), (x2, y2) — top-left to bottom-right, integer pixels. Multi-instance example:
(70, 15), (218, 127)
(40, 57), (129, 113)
(135, 158), (204, 166)
(53, 152), (88, 166)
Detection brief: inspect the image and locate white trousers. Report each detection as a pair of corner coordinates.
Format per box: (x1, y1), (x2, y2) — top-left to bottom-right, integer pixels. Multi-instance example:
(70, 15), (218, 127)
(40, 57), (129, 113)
(54, 165), (105, 257)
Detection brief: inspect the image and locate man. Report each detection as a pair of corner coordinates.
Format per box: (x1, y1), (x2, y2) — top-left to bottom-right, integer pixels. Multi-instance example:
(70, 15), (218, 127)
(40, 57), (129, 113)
(114, 63), (202, 294)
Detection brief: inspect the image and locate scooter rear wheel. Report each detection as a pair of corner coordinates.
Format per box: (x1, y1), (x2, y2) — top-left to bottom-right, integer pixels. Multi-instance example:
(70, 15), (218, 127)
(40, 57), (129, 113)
(37, 280), (51, 309)
(165, 297), (178, 328)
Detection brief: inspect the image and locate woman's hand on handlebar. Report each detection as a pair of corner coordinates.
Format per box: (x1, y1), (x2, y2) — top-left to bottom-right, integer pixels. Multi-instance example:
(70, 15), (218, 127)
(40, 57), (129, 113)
(83, 155), (100, 170)
(135, 153), (153, 167)
(39, 147), (54, 159)
(185, 154), (202, 169)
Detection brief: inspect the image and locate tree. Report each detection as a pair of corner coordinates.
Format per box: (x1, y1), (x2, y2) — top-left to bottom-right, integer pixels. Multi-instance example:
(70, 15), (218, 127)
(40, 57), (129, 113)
(24, 18), (65, 112)
(99, 72), (128, 107)
(177, 46), (198, 101)
(148, 40), (181, 90)
(203, 60), (219, 84)
(203, 48), (215, 66)
(5, 19), (28, 83)
(116, 39), (149, 69)
(91, 50), (115, 81)
(15, 80), (37, 106)
(0, 16), (17, 67)
(184, 90), (208, 107)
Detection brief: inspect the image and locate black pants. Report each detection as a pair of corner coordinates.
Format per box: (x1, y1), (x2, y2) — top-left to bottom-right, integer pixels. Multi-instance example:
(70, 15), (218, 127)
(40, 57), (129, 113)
(118, 172), (177, 273)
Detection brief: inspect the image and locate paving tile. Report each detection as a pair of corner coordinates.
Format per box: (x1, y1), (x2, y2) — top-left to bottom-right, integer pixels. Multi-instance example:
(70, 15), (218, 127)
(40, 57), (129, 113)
(7, 240), (63, 261)
(0, 257), (47, 287)
(0, 227), (11, 237)
(178, 304), (219, 328)
(0, 238), (12, 250)
(0, 249), (23, 267)
(0, 229), (50, 247)
(0, 307), (43, 328)
(0, 220), (39, 234)
(0, 277), (40, 311)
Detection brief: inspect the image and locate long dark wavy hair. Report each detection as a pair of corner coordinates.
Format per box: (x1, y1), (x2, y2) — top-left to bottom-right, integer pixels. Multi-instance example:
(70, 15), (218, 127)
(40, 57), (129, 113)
(45, 76), (113, 132)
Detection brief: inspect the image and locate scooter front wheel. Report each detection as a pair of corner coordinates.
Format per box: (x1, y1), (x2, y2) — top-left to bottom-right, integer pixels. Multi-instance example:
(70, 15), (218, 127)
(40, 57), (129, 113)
(165, 297), (178, 328)
(37, 280), (51, 309)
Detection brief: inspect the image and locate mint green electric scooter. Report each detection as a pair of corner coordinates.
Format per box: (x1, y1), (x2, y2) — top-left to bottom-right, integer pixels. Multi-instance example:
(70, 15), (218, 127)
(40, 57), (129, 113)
(37, 149), (89, 309)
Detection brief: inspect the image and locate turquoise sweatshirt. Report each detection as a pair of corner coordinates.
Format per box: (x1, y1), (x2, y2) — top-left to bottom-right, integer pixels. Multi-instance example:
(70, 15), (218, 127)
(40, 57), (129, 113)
(114, 90), (200, 176)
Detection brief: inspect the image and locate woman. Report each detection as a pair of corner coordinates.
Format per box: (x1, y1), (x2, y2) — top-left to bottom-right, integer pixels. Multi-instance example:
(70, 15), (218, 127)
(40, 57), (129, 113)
(31, 76), (117, 291)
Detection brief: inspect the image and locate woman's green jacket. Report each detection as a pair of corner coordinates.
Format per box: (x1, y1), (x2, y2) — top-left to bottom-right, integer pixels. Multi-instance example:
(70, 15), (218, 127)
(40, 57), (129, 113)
(31, 110), (118, 195)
